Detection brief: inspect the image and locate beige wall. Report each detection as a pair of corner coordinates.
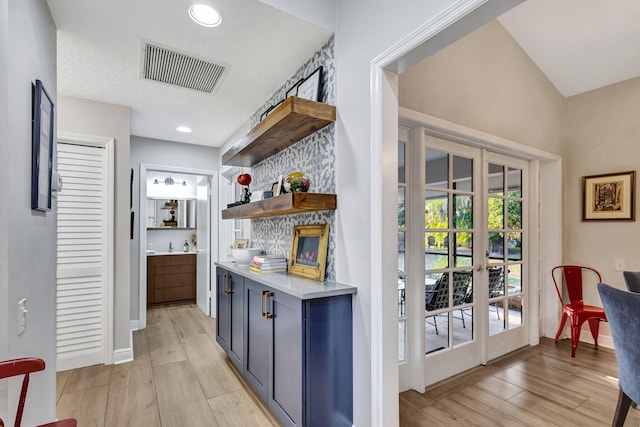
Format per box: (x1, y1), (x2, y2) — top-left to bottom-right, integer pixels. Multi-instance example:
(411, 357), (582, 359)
(398, 18), (640, 348)
(57, 96), (131, 352)
(565, 76), (640, 335)
(399, 20), (566, 154)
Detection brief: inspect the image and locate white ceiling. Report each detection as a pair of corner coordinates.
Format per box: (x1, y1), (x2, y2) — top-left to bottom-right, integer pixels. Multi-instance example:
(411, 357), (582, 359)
(47, 0), (640, 149)
(499, 0), (640, 97)
(46, 0), (331, 147)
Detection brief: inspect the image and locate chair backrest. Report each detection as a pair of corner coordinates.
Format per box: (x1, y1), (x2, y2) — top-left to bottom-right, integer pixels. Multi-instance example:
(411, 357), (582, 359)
(452, 271), (472, 306)
(622, 271), (640, 293)
(0, 357), (46, 427)
(426, 271), (472, 311)
(426, 273), (449, 311)
(597, 283), (640, 403)
(488, 267), (505, 298)
(551, 265), (602, 306)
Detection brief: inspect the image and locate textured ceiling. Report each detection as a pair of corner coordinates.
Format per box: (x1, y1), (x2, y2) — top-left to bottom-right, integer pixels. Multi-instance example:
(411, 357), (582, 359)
(499, 0), (640, 97)
(47, 0), (332, 147)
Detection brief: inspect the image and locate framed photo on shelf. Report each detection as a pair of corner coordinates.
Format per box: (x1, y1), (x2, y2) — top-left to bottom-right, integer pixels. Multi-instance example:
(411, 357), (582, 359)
(582, 171), (636, 221)
(232, 238), (250, 249)
(31, 79), (54, 211)
(285, 79), (302, 99)
(288, 224), (330, 281)
(271, 180), (281, 197)
(296, 66), (323, 102)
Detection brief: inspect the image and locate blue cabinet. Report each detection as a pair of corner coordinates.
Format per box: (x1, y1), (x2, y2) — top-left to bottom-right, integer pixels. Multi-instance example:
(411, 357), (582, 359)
(215, 266), (353, 427)
(215, 268), (244, 371)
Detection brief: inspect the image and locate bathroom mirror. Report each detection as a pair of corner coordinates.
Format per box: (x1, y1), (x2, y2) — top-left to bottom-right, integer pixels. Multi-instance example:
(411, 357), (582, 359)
(147, 199), (196, 229)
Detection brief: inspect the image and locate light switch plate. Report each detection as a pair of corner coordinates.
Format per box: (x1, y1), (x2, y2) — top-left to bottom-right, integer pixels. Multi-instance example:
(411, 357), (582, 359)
(18, 298), (27, 335)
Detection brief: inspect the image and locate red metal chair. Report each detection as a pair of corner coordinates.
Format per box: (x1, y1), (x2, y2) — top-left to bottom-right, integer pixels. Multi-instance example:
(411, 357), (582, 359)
(552, 265), (607, 357)
(0, 357), (77, 427)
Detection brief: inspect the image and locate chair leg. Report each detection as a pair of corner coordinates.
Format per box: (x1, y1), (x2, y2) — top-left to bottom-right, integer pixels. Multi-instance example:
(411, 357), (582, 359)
(588, 318), (601, 348)
(433, 315), (438, 335)
(570, 318), (582, 357)
(460, 309), (466, 328)
(555, 312), (569, 342)
(612, 389), (633, 427)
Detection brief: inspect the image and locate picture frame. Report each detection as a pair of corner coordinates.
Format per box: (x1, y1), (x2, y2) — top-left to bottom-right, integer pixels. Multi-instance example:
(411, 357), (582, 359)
(259, 105), (275, 121)
(296, 66), (323, 102)
(232, 238), (250, 249)
(288, 224), (330, 281)
(31, 79), (55, 211)
(271, 180), (281, 197)
(285, 79), (302, 99)
(582, 171), (636, 221)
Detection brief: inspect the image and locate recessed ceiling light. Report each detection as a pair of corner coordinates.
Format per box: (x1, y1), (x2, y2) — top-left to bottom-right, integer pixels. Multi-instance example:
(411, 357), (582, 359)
(189, 4), (222, 27)
(176, 126), (193, 133)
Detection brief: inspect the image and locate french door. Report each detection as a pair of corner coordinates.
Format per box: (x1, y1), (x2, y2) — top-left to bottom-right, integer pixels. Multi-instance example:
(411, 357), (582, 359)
(398, 130), (529, 389)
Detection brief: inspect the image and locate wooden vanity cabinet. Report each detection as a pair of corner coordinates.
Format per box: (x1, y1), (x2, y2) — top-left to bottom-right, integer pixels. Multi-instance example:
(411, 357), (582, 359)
(147, 254), (196, 305)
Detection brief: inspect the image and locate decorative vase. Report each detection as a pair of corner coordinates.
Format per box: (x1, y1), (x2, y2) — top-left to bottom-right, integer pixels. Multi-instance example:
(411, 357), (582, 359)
(283, 172), (311, 192)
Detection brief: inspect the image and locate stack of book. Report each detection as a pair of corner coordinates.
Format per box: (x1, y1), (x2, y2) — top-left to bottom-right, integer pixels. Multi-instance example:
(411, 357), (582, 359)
(249, 255), (288, 274)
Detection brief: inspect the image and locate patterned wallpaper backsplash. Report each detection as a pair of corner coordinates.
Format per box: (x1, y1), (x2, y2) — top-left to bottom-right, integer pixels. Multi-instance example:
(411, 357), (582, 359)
(250, 35), (336, 281)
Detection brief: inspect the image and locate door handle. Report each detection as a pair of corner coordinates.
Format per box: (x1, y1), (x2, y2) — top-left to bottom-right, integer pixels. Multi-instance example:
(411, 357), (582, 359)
(224, 273), (232, 294)
(264, 291), (274, 319)
(261, 290), (268, 317)
(475, 264), (484, 271)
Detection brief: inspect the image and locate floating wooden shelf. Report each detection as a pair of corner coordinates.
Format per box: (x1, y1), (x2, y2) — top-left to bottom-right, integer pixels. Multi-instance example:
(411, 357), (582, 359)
(221, 96), (336, 167)
(221, 193), (336, 219)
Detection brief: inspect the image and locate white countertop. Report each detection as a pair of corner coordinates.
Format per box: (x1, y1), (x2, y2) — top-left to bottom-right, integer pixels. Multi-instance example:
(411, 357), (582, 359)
(215, 261), (357, 300)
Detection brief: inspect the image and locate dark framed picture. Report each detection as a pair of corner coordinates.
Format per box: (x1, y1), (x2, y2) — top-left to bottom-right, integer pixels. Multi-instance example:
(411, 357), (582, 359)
(259, 104), (275, 121)
(288, 224), (330, 281)
(296, 66), (323, 102)
(582, 171), (636, 221)
(285, 79), (302, 99)
(31, 79), (54, 211)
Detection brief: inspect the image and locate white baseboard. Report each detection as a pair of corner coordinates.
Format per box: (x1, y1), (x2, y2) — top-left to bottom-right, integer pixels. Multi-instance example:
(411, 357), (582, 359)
(112, 329), (134, 364)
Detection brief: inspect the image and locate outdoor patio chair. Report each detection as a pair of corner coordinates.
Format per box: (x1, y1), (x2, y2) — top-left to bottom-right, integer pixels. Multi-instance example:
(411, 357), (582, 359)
(488, 267), (505, 319)
(425, 271), (472, 334)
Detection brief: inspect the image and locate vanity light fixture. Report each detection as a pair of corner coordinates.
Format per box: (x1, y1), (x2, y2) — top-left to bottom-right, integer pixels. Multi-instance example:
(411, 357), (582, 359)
(188, 4), (222, 27)
(176, 126), (192, 133)
(164, 176), (175, 186)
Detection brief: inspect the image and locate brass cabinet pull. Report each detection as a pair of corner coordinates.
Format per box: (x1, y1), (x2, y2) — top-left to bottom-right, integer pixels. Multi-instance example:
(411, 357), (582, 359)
(264, 291), (274, 319)
(224, 273), (232, 294)
(261, 290), (268, 317)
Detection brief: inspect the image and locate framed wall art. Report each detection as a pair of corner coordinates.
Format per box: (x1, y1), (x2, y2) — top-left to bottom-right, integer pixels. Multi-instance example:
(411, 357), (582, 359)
(296, 66), (323, 102)
(582, 171), (636, 221)
(288, 224), (329, 281)
(31, 79), (55, 211)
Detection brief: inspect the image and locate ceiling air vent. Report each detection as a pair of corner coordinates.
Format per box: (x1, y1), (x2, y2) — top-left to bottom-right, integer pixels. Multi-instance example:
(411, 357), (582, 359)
(141, 41), (227, 94)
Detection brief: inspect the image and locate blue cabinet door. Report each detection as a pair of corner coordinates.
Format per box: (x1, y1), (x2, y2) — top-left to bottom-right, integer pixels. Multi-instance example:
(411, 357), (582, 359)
(244, 280), (270, 402)
(215, 268), (230, 352)
(269, 289), (302, 427)
(228, 272), (244, 371)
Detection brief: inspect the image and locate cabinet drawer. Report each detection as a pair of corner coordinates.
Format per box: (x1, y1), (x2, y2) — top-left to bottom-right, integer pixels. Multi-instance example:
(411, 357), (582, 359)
(154, 286), (196, 303)
(156, 264), (195, 275)
(156, 272), (195, 289)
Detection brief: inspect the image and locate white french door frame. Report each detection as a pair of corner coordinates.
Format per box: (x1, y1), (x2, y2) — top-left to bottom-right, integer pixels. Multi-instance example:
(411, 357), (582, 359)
(56, 132), (115, 367)
(397, 108), (562, 391)
(138, 164), (217, 330)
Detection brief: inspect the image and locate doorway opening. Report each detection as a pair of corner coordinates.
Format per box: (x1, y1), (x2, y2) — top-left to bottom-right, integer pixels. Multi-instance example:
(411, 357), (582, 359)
(138, 164), (217, 330)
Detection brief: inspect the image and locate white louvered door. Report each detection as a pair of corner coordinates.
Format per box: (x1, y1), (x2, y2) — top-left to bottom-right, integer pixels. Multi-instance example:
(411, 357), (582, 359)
(56, 142), (109, 371)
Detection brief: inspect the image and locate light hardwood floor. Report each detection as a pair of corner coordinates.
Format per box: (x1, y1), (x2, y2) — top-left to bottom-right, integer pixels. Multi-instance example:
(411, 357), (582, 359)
(55, 303), (279, 427)
(400, 337), (639, 426)
(56, 305), (635, 426)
